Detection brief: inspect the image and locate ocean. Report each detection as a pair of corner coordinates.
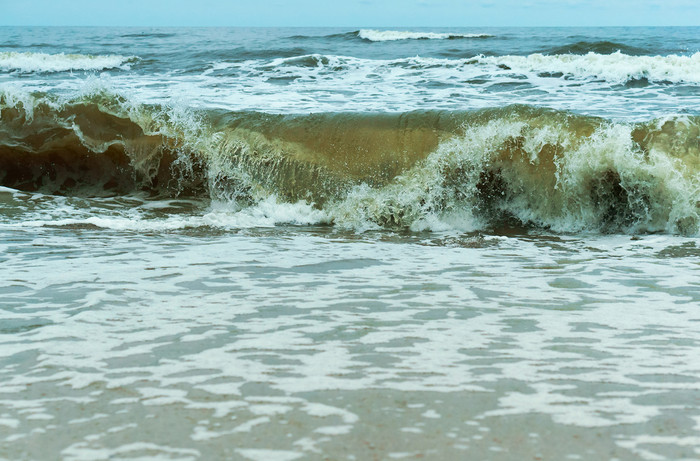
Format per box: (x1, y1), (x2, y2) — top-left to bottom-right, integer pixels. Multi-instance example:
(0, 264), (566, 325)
(1, 26), (700, 460)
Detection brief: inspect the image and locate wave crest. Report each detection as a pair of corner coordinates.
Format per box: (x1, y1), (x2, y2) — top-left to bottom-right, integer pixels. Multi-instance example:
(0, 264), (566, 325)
(357, 29), (491, 42)
(475, 51), (700, 84)
(230, 52), (700, 87)
(543, 41), (650, 56)
(0, 51), (138, 73)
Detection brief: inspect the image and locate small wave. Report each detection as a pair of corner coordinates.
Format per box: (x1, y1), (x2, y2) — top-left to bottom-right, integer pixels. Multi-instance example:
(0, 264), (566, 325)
(226, 47), (311, 61)
(357, 29), (491, 42)
(543, 41), (650, 56)
(120, 32), (177, 39)
(0, 51), (138, 73)
(271, 54), (335, 68)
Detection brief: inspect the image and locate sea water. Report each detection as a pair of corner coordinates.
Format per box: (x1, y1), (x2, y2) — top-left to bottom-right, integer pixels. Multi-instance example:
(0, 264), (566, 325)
(1, 27), (700, 460)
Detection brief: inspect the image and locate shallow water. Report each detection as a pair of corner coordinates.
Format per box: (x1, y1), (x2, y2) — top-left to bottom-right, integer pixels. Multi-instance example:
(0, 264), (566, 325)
(1, 223), (700, 460)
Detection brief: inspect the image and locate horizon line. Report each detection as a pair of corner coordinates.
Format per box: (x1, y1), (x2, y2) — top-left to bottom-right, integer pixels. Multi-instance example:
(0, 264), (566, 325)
(2, 24), (699, 28)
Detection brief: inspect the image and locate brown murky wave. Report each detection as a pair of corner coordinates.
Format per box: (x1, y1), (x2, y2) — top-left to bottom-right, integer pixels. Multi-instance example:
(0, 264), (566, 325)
(1, 91), (698, 233)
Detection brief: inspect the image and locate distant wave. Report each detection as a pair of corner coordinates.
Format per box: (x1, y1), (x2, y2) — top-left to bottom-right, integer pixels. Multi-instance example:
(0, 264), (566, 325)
(241, 51), (700, 85)
(288, 31), (357, 40)
(357, 29), (492, 42)
(0, 52), (138, 73)
(475, 51), (700, 84)
(120, 32), (176, 39)
(543, 41), (650, 56)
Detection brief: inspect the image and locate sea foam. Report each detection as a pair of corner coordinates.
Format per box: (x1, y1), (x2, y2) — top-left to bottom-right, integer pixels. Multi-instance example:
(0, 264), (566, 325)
(0, 51), (138, 73)
(258, 51), (700, 85)
(358, 29), (491, 41)
(477, 51), (700, 84)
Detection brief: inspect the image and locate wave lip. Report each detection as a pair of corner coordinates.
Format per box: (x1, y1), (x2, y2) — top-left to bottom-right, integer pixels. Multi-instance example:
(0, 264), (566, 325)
(0, 51), (138, 73)
(358, 29), (491, 42)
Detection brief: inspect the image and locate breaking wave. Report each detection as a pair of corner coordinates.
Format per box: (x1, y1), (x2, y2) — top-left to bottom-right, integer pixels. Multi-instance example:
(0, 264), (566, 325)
(357, 30), (492, 42)
(235, 51), (700, 87)
(0, 51), (138, 73)
(474, 51), (700, 84)
(1, 89), (698, 235)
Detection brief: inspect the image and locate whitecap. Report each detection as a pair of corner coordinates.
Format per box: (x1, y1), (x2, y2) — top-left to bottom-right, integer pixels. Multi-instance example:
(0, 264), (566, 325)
(0, 51), (138, 73)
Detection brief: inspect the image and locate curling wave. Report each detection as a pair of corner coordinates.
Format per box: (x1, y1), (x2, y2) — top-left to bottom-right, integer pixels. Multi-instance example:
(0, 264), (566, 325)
(1, 89), (698, 235)
(0, 51), (138, 73)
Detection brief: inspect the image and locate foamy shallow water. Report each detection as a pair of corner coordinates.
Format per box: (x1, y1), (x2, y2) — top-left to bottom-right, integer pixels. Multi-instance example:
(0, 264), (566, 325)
(1, 224), (699, 460)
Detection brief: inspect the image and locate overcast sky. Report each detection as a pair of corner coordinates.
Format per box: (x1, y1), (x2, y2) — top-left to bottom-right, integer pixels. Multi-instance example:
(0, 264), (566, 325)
(2, 0), (699, 27)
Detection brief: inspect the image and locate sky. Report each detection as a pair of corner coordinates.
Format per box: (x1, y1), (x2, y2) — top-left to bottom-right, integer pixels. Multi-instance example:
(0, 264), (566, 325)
(1, 0), (699, 27)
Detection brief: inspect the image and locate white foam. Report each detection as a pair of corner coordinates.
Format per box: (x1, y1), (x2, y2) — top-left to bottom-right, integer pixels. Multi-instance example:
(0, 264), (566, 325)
(477, 51), (700, 84)
(303, 403), (359, 424)
(236, 449), (303, 461)
(358, 29), (490, 41)
(314, 425), (352, 435)
(5, 52), (699, 119)
(249, 404), (292, 416)
(0, 51), (137, 73)
(232, 417), (270, 433)
(61, 442), (200, 461)
(0, 418), (20, 429)
(1, 221), (699, 458)
(1, 196), (329, 232)
(179, 52), (700, 118)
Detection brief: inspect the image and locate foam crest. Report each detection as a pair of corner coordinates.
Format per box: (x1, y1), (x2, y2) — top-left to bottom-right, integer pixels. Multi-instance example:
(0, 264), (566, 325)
(0, 51), (138, 73)
(477, 51), (700, 84)
(358, 30), (491, 41)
